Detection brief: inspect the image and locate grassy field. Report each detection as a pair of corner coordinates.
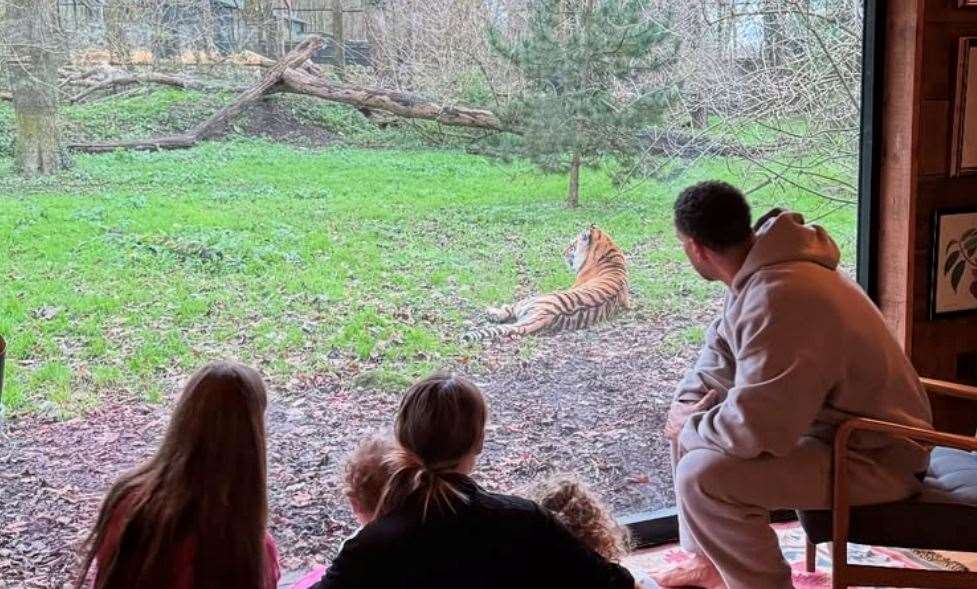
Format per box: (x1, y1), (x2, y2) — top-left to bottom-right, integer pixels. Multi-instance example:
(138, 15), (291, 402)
(0, 93), (858, 417)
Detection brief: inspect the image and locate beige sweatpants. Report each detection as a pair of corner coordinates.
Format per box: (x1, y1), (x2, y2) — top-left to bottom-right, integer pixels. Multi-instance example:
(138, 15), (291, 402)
(671, 433), (921, 589)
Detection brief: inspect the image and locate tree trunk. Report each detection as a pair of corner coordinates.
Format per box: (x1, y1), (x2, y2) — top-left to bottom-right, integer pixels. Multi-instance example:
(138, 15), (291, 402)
(687, 3), (707, 129)
(690, 100), (708, 129)
(332, 0), (345, 74)
(4, 0), (63, 178)
(567, 152), (581, 208)
(762, 0), (785, 67)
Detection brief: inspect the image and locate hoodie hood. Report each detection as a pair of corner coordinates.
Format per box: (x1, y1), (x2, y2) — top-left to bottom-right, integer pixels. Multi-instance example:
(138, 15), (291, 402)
(732, 210), (840, 291)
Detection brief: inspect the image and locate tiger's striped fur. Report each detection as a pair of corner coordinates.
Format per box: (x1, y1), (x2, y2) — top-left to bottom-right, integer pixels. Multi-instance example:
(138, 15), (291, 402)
(463, 225), (629, 341)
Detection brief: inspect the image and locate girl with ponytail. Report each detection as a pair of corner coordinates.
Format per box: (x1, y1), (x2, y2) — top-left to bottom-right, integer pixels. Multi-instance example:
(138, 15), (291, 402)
(314, 373), (640, 589)
(373, 373), (486, 521)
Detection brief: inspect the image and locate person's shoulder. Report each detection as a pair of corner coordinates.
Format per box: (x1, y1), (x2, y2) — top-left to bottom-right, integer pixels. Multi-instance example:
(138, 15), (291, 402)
(473, 487), (542, 514)
(346, 514), (410, 551)
(317, 523), (398, 586)
(741, 264), (839, 308)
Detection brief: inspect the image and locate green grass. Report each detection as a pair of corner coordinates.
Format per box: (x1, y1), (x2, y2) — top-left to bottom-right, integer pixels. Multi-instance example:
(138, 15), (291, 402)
(0, 97), (858, 417)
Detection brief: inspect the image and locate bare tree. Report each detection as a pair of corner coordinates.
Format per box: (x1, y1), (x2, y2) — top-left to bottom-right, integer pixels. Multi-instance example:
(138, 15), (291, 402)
(242, 0), (283, 58)
(103, 0), (132, 63)
(3, 0), (64, 177)
(653, 0), (862, 205)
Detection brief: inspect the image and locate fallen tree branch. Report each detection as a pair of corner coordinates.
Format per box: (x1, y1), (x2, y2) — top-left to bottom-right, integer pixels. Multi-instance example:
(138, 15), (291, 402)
(273, 67), (508, 132)
(62, 38), (766, 160)
(249, 51), (508, 131)
(241, 49), (327, 78)
(68, 36), (506, 154)
(68, 73), (247, 104)
(69, 36), (324, 153)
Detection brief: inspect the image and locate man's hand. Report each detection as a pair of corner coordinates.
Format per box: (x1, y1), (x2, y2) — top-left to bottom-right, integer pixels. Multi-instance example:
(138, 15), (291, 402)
(664, 389), (721, 442)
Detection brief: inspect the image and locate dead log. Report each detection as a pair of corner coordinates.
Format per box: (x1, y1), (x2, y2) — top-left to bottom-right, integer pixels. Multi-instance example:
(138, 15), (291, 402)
(249, 51), (506, 131)
(69, 36), (324, 153)
(274, 68), (507, 132)
(241, 50), (325, 78)
(68, 73), (247, 104)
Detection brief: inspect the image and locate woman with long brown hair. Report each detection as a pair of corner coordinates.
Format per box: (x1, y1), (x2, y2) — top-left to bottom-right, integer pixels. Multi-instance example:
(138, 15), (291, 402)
(76, 361), (280, 589)
(313, 373), (639, 589)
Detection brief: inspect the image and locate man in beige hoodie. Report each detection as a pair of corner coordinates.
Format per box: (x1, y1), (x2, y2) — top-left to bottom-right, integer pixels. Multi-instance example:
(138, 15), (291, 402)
(651, 181), (933, 589)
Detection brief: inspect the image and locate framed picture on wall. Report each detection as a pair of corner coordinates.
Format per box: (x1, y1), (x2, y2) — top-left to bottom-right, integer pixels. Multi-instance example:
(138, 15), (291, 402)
(951, 37), (977, 176)
(931, 207), (977, 319)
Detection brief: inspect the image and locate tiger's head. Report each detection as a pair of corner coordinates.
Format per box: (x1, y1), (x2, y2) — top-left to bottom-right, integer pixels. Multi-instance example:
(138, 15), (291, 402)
(564, 224), (612, 274)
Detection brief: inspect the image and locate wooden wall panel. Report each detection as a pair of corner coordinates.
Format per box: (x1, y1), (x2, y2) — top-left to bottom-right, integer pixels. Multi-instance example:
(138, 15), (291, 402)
(922, 22), (957, 100)
(919, 100), (950, 175)
(925, 0), (977, 23)
(894, 0), (977, 433)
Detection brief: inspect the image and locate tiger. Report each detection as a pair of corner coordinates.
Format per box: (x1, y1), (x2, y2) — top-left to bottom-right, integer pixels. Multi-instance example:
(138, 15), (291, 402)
(462, 225), (629, 341)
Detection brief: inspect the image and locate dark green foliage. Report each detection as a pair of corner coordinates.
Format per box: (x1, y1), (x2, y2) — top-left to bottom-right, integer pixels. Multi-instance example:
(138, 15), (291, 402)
(487, 0), (678, 204)
(944, 228), (977, 291)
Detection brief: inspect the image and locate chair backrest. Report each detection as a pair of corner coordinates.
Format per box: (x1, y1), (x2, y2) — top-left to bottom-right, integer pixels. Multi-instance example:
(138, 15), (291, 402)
(921, 378), (977, 437)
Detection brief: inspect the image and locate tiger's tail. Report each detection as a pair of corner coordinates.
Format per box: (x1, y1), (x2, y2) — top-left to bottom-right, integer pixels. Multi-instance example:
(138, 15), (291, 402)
(462, 316), (551, 342)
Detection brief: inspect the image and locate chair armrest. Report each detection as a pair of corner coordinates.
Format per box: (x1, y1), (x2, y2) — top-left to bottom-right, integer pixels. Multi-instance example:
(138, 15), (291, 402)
(921, 377), (977, 402)
(835, 418), (977, 454)
(829, 418), (977, 561)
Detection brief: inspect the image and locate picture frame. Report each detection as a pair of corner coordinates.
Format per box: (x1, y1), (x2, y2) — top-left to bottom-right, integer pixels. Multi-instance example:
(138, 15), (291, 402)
(950, 37), (977, 176)
(930, 206), (977, 319)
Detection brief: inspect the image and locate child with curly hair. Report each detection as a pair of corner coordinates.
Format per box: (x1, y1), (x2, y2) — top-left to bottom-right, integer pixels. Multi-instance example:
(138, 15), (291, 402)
(524, 474), (631, 562)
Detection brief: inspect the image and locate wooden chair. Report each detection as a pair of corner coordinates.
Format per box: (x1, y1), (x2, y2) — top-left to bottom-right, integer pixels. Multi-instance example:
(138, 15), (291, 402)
(798, 378), (977, 588)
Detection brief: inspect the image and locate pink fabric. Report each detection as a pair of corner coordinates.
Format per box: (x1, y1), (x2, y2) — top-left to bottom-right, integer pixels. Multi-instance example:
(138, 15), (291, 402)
(634, 522), (938, 589)
(95, 493), (281, 589)
(290, 565), (328, 589)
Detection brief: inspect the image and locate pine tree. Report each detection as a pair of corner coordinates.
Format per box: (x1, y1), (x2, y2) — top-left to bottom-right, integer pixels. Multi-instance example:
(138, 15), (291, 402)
(488, 0), (677, 207)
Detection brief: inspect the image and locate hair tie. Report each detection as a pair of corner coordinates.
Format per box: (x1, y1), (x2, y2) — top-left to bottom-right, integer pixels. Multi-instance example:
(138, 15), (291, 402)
(423, 458), (460, 474)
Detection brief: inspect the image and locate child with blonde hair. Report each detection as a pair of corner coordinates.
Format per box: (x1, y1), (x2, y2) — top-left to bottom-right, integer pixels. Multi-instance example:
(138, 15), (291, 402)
(525, 473), (631, 562)
(342, 432), (396, 524)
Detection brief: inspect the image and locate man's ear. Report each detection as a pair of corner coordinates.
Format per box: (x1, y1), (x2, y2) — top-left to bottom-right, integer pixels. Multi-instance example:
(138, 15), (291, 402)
(690, 238), (710, 262)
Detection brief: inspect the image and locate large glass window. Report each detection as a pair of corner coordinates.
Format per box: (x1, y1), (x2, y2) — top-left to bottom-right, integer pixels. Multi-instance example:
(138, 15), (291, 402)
(0, 0), (866, 582)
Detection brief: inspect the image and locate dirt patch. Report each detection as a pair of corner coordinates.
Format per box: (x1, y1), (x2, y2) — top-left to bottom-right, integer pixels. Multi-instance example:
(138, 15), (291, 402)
(0, 313), (712, 587)
(170, 96), (341, 149)
(232, 98), (341, 148)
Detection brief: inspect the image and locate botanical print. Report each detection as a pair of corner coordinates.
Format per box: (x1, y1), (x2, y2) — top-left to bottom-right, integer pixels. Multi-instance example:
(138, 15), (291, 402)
(935, 210), (977, 315)
(944, 227), (977, 297)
